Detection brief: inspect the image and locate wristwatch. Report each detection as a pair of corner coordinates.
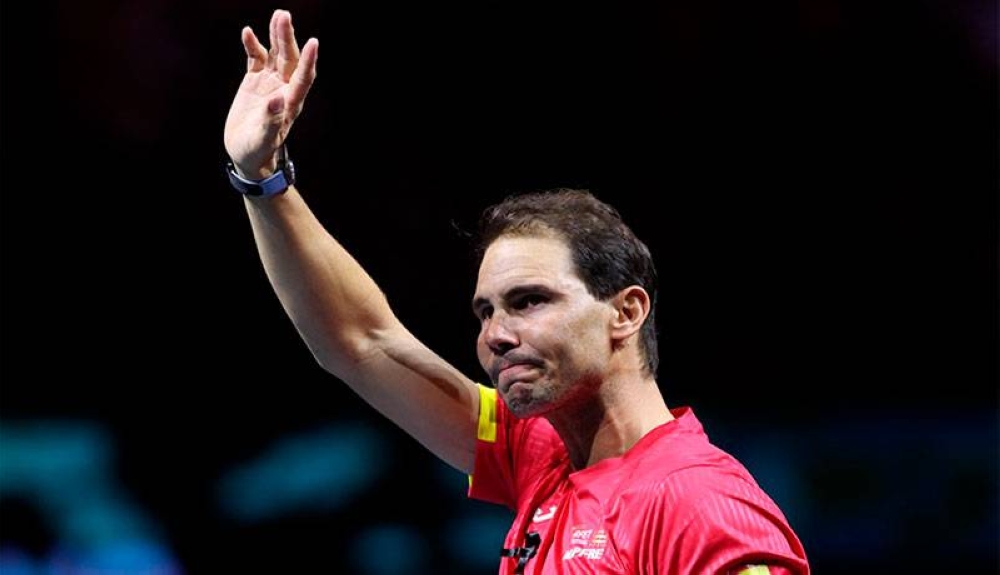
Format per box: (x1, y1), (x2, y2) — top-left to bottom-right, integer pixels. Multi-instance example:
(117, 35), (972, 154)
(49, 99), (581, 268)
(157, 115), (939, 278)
(226, 145), (296, 197)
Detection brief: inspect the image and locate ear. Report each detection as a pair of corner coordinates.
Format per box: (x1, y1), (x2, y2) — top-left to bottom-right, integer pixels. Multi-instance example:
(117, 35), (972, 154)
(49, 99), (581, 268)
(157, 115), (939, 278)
(610, 285), (650, 342)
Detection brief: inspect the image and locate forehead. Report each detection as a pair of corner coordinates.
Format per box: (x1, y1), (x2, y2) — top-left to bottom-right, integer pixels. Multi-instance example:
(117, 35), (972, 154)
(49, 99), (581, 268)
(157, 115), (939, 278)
(475, 235), (577, 294)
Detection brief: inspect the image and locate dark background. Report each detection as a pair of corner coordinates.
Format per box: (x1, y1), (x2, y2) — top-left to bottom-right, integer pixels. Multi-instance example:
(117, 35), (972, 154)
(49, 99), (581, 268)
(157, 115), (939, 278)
(1, 1), (997, 573)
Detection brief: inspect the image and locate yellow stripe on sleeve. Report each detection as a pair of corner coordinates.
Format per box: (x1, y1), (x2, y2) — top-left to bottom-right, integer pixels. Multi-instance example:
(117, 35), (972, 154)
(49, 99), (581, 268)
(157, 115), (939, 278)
(476, 384), (498, 443)
(469, 384), (499, 491)
(735, 566), (771, 575)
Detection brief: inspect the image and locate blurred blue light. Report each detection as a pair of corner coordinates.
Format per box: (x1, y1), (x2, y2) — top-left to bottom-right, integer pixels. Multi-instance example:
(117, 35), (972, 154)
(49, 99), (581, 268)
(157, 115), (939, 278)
(0, 546), (41, 575)
(0, 420), (114, 498)
(444, 510), (515, 571)
(350, 524), (429, 575)
(49, 539), (184, 575)
(217, 421), (390, 522)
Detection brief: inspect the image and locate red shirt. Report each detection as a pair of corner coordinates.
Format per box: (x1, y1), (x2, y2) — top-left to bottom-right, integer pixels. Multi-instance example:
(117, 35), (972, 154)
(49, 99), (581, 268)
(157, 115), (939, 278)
(468, 385), (810, 574)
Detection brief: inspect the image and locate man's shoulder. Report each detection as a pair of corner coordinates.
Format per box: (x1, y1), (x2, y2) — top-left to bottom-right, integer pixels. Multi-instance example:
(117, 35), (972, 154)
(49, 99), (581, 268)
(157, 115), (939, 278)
(625, 443), (758, 495)
(629, 408), (749, 475)
(618, 414), (765, 504)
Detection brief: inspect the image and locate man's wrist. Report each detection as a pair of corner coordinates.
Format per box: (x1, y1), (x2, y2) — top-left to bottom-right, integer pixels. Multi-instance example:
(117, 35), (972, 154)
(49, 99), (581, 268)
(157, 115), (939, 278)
(226, 145), (296, 197)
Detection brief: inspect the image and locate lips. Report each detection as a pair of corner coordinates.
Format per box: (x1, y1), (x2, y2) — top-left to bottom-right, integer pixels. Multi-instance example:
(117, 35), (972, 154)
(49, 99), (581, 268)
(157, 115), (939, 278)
(496, 363), (538, 393)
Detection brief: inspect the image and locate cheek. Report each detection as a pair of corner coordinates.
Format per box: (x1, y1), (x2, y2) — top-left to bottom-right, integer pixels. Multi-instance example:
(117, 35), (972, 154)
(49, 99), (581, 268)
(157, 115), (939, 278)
(562, 311), (611, 355)
(475, 334), (491, 364)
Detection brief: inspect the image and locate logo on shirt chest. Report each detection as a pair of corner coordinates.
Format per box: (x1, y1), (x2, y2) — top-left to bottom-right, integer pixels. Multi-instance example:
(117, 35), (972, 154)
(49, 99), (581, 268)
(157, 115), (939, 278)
(563, 527), (608, 561)
(532, 505), (558, 523)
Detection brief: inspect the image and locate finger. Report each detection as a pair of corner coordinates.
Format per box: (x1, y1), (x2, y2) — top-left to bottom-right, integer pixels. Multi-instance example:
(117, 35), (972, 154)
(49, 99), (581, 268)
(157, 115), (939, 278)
(275, 10), (301, 80)
(287, 37), (318, 112)
(268, 9), (282, 65)
(241, 26), (267, 73)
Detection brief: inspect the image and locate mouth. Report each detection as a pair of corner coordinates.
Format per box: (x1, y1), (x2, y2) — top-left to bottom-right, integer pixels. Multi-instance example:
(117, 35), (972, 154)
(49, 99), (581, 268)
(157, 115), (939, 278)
(495, 363), (539, 394)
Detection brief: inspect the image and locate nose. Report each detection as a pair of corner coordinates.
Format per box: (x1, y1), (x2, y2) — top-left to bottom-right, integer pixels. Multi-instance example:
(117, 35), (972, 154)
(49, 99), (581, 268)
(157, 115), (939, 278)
(482, 311), (519, 355)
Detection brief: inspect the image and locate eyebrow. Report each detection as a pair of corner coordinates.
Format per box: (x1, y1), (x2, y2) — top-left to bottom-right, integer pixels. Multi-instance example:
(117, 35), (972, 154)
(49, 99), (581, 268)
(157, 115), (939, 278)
(472, 284), (554, 316)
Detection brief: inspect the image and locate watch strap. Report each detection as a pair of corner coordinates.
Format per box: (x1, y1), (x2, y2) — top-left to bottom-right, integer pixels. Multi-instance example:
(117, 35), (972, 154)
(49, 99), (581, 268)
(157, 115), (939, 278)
(226, 145), (296, 197)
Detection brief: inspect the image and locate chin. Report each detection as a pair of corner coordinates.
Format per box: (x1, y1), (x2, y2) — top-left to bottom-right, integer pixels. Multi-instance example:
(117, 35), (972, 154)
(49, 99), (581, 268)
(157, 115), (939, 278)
(502, 393), (551, 420)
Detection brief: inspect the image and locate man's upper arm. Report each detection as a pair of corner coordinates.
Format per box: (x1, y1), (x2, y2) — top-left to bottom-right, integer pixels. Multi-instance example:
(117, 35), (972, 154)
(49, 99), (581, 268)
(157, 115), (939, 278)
(342, 324), (482, 473)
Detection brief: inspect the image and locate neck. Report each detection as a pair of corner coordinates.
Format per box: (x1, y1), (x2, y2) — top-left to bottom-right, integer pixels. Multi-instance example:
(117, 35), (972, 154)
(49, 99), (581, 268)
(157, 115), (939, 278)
(546, 376), (673, 470)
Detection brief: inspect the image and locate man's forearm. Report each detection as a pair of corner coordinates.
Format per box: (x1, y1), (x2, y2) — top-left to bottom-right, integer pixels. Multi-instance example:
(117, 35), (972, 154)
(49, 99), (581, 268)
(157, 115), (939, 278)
(243, 188), (396, 375)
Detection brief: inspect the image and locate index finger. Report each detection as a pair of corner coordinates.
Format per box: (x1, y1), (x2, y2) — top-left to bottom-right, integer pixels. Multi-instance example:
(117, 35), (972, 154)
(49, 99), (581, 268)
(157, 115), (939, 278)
(287, 37), (319, 112)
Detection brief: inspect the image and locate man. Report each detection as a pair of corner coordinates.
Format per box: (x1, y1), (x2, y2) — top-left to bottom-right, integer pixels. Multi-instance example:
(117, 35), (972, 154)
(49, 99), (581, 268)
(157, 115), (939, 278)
(222, 9), (810, 574)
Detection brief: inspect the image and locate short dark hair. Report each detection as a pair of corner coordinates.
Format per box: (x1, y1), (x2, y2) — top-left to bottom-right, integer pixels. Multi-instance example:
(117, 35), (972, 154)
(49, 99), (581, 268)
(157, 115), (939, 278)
(475, 188), (659, 377)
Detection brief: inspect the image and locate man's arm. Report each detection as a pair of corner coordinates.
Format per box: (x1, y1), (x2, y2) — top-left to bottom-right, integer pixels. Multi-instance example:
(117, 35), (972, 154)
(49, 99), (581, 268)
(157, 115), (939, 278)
(222, 9), (480, 473)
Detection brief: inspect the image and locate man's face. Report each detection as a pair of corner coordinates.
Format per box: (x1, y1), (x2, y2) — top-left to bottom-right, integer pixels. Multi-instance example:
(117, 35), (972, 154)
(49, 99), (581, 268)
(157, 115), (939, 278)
(472, 235), (614, 418)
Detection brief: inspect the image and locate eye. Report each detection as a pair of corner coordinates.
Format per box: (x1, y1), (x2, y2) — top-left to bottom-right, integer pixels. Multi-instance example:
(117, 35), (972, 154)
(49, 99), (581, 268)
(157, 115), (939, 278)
(512, 294), (547, 310)
(476, 305), (494, 321)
